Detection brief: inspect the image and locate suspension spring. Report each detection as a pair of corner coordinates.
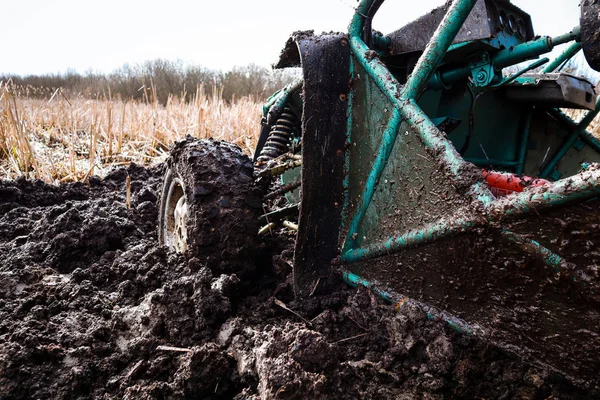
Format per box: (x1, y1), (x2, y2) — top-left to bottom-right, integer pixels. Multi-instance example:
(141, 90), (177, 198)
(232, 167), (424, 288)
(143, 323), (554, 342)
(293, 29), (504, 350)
(257, 106), (299, 162)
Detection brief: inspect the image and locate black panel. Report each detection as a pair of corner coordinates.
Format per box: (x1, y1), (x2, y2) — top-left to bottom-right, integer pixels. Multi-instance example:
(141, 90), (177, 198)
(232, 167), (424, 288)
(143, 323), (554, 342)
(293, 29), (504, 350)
(291, 34), (350, 297)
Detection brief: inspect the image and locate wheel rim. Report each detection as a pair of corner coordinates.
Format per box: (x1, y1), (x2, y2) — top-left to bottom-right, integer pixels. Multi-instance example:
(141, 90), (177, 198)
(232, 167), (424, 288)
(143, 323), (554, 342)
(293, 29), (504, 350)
(163, 177), (188, 253)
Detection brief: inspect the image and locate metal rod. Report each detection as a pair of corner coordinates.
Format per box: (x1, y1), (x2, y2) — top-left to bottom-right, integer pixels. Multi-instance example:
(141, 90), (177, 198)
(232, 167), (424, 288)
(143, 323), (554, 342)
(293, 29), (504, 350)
(343, 271), (474, 334)
(579, 128), (600, 154)
(258, 222), (278, 236)
(282, 220), (299, 231)
(342, 167), (600, 263)
(576, 96), (600, 131)
(348, 35), (405, 110)
(493, 29), (578, 69)
(401, 99), (474, 177)
(516, 108), (534, 175)
(402, 0), (479, 99)
(501, 230), (570, 272)
(465, 158), (520, 168)
(540, 96), (600, 179)
(263, 78), (303, 119)
(493, 58), (549, 88)
(341, 57), (355, 234)
(436, 28), (578, 89)
(494, 167), (600, 215)
(264, 181), (301, 200)
(258, 204), (299, 224)
(343, 109), (402, 252)
(551, 26), (581, 46)
(547, 108), (600, 153)
(257, 159), (302, 178)
(343, 271), (393, 301)
(348, 0), (374, 38)
(493, 37), (553, 68)
(543, 42), (582, 73)
(342, 212), (477, 263)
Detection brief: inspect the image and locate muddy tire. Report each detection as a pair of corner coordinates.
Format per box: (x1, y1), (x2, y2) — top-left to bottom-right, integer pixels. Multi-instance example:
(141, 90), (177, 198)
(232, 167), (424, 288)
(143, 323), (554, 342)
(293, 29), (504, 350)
(158, 137), (263, 276)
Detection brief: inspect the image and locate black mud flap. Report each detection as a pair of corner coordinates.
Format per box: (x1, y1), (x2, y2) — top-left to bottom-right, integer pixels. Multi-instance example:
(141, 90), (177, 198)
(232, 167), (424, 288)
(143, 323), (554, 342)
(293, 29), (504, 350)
(283, 33), (350, 297)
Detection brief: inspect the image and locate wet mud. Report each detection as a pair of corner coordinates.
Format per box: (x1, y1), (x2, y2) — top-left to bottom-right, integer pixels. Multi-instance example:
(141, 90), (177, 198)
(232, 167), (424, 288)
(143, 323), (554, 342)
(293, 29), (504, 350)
(0, 164), (597, 399)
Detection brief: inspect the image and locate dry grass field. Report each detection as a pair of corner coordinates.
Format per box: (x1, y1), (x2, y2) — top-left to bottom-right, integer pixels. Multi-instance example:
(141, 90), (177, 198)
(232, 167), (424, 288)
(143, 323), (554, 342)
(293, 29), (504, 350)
(0, 81), (261, 182)
(1, 79), (599, 184)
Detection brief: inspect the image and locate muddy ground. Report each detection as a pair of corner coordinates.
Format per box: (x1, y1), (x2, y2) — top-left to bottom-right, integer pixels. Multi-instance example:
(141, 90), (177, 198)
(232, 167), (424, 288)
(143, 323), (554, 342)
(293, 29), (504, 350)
(0, 163), (597, 399)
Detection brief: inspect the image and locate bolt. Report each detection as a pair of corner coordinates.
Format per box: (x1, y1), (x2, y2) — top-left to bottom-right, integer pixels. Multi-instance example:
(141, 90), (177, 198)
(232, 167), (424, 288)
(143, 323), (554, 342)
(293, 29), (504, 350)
(339, 93), (347, 101)
(476, 71), (487, 83)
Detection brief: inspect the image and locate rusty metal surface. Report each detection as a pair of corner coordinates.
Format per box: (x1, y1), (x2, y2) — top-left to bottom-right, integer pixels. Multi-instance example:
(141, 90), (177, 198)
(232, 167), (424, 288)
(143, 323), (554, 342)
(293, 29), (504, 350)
(581, 0), (600, 71)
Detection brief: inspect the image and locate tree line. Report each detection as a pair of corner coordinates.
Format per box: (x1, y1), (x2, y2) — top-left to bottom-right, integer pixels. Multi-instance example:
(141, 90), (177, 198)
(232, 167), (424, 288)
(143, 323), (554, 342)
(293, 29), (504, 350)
(1, 59), (300, 104)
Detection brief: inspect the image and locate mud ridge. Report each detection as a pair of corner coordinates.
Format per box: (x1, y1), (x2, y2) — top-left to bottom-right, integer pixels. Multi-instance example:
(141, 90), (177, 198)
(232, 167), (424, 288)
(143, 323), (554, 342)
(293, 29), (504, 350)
(0, 164), (596, 399)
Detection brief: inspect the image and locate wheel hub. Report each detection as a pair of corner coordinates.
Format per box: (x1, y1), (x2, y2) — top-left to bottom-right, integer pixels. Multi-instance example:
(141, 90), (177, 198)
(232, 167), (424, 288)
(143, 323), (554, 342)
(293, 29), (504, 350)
(163, 178), (188, 253)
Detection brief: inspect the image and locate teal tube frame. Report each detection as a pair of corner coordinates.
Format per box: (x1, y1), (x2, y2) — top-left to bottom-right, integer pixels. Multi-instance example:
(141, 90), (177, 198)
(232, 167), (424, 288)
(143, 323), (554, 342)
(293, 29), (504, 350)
(549, 108), (600, 154)
(516, 108), (533, 175)
(341, 0), (598, 270)
(539, 96), (600, 179)
(500, 230), (570, 273)
(543, 42), (582, 73)
(262, 78), (303, 118)
(434, 30), (580, 90)
(342, 167), (600, 263)
(343, 271), (474, 334)
(401, 0), (479, 99)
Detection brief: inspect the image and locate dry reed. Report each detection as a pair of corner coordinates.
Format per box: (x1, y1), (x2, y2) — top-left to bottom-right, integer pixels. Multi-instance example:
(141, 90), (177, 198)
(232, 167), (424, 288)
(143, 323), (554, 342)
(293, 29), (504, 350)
(2, 80), (600, 184)
(0, 82), (261, 183)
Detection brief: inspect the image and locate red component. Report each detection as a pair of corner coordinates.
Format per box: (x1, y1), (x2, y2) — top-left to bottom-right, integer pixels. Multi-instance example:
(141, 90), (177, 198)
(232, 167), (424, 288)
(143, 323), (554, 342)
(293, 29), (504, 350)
(482, 170), (548, 197)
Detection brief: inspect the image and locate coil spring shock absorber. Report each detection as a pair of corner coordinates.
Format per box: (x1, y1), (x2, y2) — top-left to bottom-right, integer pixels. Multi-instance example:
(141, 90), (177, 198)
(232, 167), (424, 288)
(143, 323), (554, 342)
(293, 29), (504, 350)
(257, 106), (300, 162)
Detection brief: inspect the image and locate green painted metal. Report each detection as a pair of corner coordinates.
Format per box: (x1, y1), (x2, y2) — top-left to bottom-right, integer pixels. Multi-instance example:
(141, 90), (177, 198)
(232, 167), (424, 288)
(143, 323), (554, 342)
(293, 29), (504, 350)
(330, 0), (600, 282)
(262, 78), (303, 118)
(343, 109), (402, 252)
(516, 108), (533, 175)
(543, 42), (582, 73)
(265, 0), (600, 380)
(341, 58), (355, 233)
(465, 158), (520, 168)
(342, 0), (591, 256)
(434, 30), (580, 90)
(372, 32), (391, 51)
(401, 0), (478, 99)
(548, 108), (600, 154)
(493, 58), (549, 88)
(401, 99), (472, 177)
(540, 96), (600, 179)
(342, 166), (600, 264)
(493, 37), (554, 68)
(500, 230), (570, 273)
(348, 36), (405, 111)
(497, 167), (600, 215)
(343, 271), (393, 302)
(342, 271), (474, 335)
(342, 213), (476, 263)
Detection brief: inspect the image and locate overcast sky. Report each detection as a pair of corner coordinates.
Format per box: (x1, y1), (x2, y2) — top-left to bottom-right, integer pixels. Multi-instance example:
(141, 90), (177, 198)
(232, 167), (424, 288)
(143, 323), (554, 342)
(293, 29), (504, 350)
(0, 0), (583, 75)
